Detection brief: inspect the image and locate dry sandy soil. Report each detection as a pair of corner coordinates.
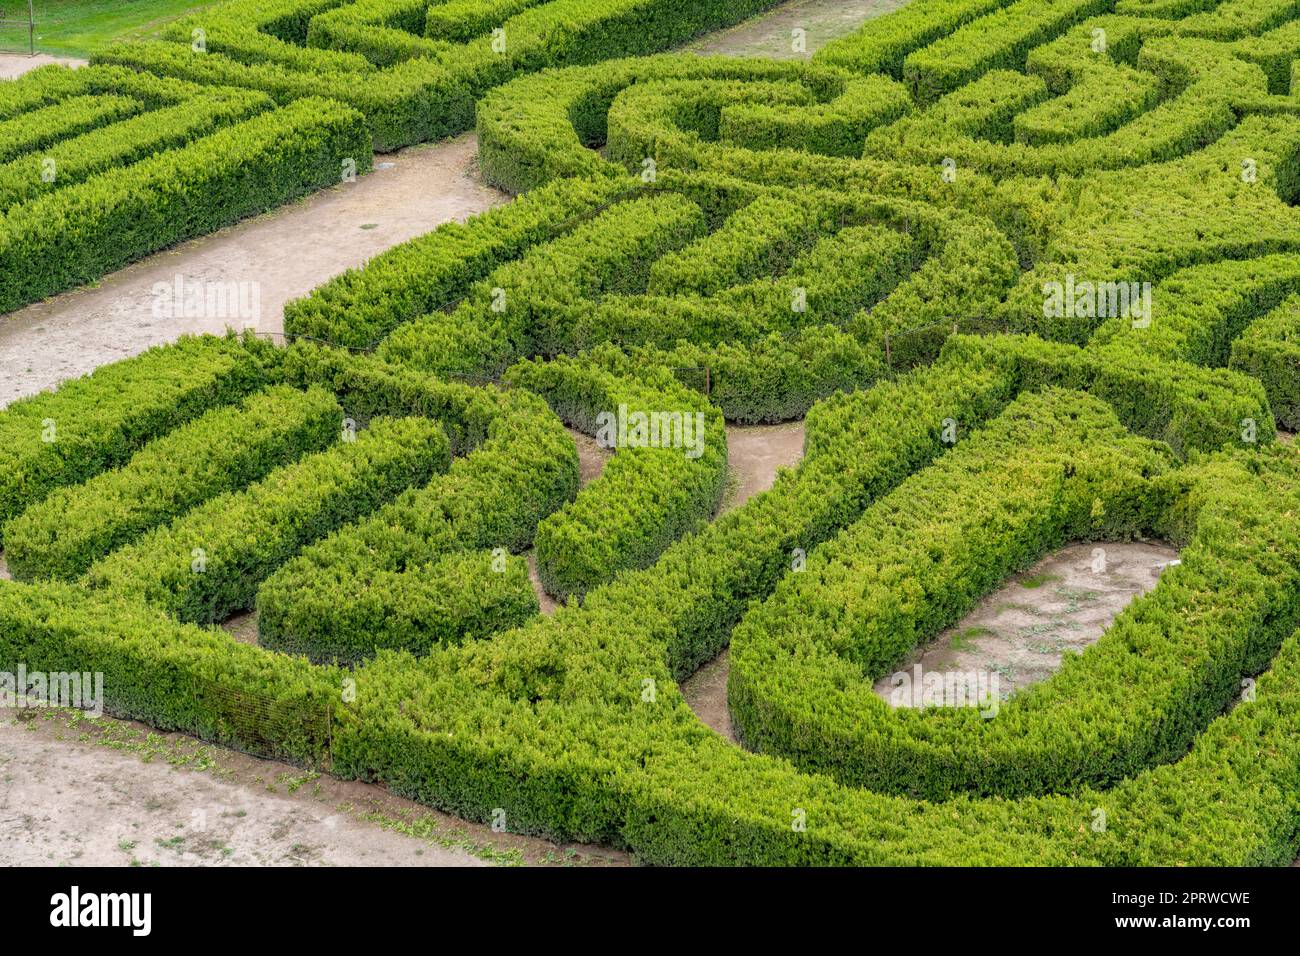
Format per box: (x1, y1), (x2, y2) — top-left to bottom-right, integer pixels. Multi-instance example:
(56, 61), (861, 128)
(873, 540), (1179, 702)
(0, 134), (506, 408)
(0, 53), (86, 79)
(0, 709), (626, 867)
(686, 0), (910, 59)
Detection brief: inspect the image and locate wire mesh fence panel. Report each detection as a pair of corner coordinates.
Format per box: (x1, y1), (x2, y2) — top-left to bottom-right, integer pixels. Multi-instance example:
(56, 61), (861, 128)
(195, 677), (335, 770)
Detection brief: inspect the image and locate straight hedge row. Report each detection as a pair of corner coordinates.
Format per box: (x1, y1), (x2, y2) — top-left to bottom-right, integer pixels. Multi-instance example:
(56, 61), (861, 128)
(84, 415), (450, 625)
(0, 333), (279, 545)
(0, 579), (341, 765)
(815, 0), (1019, 77)
(1089, 253), (1300, 366)
(0, 94), (142, 164)
(2, 385), (342, 582)
(0, 90), (271, 212)
(0, 96), (371, 315)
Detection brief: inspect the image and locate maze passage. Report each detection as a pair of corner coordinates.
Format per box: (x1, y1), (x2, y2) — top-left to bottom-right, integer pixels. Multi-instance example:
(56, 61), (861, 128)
(0, 67), (368, 314)
(0, 1), (785, 312)
(3, 0), (1300, 866)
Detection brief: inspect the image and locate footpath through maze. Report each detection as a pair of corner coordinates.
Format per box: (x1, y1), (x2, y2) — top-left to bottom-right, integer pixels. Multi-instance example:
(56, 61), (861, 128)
(3, 0), (1300, 864)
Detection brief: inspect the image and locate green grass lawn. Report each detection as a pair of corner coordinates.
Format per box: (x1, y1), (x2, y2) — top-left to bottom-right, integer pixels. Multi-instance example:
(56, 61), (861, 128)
(0, 1), (217, 58)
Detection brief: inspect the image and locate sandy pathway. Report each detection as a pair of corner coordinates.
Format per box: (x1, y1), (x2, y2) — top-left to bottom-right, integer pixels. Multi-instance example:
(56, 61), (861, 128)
(0, 134), (506, 408)
(0, 709), (627, 867)
(0, 53), (86, 79)
(680, 422), (806, 740)
(686, 0), (910, 59)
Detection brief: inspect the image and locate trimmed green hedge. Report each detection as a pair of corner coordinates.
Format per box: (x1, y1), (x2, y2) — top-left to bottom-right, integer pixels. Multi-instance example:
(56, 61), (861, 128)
(901, 0), (1115, 103)
(506, 353), (728, 601)
(0, 579), (340, 765)
(0, 333), (279, 545)
(255, 347), (577, 660)
(283, 174), (637, 348)
(3, 385), (342, 582)
(1232, 294), (1300, 430)
(815, 0), (1019, 77)
(0, 91), (271, 212)
(0, 96), (371, 314)
(939, 332), (1277, 455)
(1089, 253), (1300, 365)
(0, 94), (142, 164)
(732, 388), (1300, 799)
(4, 0), (1300, 868)
(84, 415), (450, 625)
(376, 191), (706, 379)
(94, 0), (781, 152)
(261, 547), (539, 662)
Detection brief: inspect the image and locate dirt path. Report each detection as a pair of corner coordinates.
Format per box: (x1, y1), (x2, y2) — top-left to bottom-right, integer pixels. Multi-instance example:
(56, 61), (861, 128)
(873, 540), (1180, 703)
(680, 421), (806, 741)
(0, 53), (86, 79)
(0, 134), (506, 408)
(685, 0), (909, 59)
(526, 429), (611, 613)
(0, 708), (628, 867)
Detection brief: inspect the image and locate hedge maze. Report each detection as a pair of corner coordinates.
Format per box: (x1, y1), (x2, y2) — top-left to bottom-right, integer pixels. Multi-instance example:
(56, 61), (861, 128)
(3, 0), (1300, 865)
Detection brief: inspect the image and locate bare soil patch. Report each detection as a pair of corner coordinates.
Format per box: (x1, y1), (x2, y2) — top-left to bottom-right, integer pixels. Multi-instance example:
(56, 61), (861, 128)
(0, 53), (86, 79)
(874, 540), (1179, 703)
(0, 708), (628, 867)
(0, 134), (507, 408)
(680, 420), (806, 742)
(684, 0), (909, 59)
(720, 421), (806, 512)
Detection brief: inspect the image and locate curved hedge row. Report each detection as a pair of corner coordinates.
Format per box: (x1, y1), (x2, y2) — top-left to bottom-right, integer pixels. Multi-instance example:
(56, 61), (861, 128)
(376, 191), (706, 380)
(732, 388), (1300, 800)
(505, 353), (728, 602)
(255, 346), (577, 661)
(3, 338), (1296, 864)
(1232, 295), (1300, 429)
(5, 0), (1300, 868)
